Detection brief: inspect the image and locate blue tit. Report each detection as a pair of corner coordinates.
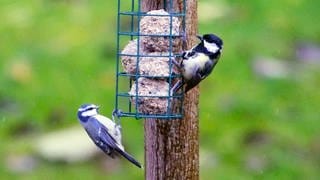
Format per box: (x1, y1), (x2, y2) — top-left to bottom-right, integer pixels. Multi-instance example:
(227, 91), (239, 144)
(77, 104), (142, 168)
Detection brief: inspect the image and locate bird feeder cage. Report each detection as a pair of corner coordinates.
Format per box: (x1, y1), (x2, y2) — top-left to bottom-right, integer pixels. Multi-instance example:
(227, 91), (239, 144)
(115, 0), (186, 119)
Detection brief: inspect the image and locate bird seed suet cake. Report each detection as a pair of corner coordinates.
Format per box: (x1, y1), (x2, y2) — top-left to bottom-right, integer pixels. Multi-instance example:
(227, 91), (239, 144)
(120, 9), (181, 115)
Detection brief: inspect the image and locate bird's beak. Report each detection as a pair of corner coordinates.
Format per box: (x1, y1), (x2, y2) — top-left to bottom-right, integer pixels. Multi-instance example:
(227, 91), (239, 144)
(196, 34), (203, 41)
(96, 106), (100, 109)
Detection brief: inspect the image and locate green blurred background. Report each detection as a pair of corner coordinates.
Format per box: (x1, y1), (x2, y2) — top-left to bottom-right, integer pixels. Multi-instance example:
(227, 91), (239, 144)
(1, 0), (320, 179)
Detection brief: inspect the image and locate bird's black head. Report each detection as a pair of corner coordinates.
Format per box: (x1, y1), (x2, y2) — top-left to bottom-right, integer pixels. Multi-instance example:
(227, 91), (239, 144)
(202, 34), (223, 48)
(196, 34), (223, 55)
(77, 103), (99, 122)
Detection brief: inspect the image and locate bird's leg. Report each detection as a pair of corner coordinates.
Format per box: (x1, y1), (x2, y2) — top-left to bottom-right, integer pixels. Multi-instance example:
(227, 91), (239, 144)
(170, 80), (183, 96)
(115, 124), (122, 132)
(170, 57), (181, 68)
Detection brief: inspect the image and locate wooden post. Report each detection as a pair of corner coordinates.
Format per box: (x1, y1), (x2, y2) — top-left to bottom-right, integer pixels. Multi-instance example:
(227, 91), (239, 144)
(143, 0), (199, 179)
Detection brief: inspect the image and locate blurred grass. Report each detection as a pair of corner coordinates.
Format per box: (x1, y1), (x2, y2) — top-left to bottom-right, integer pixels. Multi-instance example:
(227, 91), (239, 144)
(1, 0), (320, 179)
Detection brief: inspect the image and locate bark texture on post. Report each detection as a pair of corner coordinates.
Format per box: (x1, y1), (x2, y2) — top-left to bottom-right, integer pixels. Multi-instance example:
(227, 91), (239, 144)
(143, 0), (199, 179)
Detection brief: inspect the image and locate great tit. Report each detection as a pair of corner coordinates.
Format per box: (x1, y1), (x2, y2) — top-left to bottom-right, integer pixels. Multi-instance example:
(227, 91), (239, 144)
(172, 34), (223, 93)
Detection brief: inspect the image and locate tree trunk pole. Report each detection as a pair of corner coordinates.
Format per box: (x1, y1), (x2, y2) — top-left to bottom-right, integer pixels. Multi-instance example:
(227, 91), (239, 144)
(143, 0), (199, 179)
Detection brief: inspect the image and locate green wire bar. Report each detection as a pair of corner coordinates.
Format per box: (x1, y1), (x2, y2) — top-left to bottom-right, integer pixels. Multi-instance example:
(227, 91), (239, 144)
(115, 0), (186, 119)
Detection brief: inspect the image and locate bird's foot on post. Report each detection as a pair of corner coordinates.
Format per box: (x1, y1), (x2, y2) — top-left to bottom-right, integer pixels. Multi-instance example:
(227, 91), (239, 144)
(170, 57), (181, 68)
(170, 80), (182, 96)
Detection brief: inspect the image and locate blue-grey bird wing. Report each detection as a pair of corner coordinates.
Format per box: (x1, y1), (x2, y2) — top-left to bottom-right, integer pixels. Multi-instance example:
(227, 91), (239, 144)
(81, 116), (142, 168)
(85, 117), (119, 156)
(95, 123), (142, 168)
(86, 117), (142, 168)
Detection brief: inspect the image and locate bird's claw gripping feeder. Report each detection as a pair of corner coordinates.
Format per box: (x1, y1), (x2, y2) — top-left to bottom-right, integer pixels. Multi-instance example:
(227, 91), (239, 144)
(115, 0), (186, 119)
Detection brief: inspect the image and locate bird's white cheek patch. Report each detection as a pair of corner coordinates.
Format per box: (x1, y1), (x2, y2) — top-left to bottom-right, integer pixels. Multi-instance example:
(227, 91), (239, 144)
(81, 109), (97, 117)
(204, 41), (219, 54)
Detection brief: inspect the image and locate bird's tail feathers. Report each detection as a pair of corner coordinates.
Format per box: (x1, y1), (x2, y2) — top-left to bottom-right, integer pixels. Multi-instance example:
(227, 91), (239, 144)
(117, 149), (142, 168)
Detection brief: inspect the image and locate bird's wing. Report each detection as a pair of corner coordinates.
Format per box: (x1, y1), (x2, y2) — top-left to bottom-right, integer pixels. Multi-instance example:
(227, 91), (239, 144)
(200, 60), (215, 80)
(83, 128), (112, 156)
(88, 118), (142, 168)
(184, 58), (215, 92)
(86, 117), (120, 155)
(184, 66), (202, 92)
(97, 123), (119, 149)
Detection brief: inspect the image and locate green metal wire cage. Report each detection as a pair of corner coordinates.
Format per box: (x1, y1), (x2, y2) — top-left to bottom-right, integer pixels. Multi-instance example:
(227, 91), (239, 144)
(115, 0), (186, 119)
